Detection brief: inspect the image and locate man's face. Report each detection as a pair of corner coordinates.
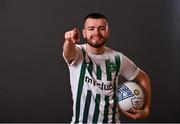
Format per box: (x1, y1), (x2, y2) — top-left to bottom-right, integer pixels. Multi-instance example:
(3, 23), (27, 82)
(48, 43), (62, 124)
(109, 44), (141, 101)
(83, 18), (110, 48)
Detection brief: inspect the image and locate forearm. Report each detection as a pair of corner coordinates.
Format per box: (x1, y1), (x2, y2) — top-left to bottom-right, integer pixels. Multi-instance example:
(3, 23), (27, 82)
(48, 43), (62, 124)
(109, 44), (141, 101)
(63, 40), (77, 63)
(119, 70), (151, 119)
(135, 70), (151, 113)
(63, 28), (80, 63)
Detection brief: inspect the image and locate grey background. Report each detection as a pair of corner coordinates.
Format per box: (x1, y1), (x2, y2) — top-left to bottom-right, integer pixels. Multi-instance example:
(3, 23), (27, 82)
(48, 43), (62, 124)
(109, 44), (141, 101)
(0, 0), (180, 123)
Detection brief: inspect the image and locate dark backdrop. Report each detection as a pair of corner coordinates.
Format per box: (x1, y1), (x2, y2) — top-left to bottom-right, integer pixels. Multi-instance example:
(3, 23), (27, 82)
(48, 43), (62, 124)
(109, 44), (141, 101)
(0, 0), (179, 123)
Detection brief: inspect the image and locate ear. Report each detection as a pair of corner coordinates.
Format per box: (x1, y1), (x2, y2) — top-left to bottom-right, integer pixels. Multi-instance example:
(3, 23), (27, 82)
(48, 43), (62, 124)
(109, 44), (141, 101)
(82, 29), (86, 38)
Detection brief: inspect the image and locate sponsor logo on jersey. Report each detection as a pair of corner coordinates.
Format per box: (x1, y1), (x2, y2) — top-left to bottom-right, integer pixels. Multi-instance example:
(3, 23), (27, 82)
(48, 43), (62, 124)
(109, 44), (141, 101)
(133, 65), (138, 71)
(85, 76), (113, 91)
(107, 62), (116, 73)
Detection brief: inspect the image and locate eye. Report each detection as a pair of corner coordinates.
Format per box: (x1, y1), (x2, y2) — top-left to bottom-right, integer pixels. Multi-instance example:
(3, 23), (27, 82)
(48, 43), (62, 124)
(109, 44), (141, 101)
(99, 27), (105, 30)
(88, 28), (94, 31)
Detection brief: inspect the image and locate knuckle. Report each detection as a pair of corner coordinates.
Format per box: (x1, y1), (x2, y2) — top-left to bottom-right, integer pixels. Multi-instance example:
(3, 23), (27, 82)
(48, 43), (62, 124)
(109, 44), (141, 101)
(133, 116), (138, 120)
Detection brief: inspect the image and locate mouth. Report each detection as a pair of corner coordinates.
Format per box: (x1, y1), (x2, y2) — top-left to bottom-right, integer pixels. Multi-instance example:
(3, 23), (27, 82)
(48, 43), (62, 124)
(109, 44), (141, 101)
(93, 37), (101, 41)
(91, 35), (103, 41)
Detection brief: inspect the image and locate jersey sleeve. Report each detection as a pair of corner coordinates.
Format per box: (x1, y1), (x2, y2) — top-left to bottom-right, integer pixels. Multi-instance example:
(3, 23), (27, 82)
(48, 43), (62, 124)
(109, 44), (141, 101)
(63, 45), (83, 66)
(119, 53), (140, 80)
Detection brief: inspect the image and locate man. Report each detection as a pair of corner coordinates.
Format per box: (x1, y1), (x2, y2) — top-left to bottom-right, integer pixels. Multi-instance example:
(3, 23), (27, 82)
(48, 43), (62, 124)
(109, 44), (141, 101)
(63, 13), (151, 123)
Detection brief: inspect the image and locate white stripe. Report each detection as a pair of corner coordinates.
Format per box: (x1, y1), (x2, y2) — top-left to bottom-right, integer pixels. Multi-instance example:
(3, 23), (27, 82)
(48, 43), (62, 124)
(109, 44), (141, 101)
(79, 86), (87, 122)
(98, 95), (106, 122)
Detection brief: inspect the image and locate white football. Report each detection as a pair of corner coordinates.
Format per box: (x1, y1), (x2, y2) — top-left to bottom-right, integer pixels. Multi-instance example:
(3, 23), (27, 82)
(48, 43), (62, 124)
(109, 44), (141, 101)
(116, 81), (145, 111)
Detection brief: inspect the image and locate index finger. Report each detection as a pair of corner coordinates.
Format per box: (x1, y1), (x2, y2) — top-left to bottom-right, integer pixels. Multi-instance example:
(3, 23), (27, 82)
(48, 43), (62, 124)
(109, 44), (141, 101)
(74, 28), (80, 33)
(73, 28), (80, 41)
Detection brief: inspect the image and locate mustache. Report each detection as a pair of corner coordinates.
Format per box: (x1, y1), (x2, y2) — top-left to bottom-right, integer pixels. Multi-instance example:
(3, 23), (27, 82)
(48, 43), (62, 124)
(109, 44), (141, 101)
(90, 34), (103, 39)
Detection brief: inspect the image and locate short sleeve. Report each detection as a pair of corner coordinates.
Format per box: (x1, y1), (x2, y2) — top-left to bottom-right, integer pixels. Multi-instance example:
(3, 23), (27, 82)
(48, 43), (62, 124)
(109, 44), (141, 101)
(119, 54), (140, 80)
(63, 45), (83, 66)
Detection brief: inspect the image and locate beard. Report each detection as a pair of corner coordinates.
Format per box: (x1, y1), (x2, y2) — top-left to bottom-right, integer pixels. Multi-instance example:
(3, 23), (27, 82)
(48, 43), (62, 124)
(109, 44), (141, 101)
(85, 36), (107, 48)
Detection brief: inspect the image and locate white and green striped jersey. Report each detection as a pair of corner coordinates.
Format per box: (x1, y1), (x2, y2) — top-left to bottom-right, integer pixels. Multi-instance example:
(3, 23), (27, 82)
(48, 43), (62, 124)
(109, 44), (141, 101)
(63, 44), (140, 123)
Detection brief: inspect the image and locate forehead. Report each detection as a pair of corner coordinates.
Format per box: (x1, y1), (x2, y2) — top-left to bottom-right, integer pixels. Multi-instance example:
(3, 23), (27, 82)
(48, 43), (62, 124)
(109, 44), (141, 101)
(84, 18), (108, 27)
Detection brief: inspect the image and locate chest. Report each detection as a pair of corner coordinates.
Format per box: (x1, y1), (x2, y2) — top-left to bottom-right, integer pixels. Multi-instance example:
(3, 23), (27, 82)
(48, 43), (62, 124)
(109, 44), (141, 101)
(83, 56), (120, 95)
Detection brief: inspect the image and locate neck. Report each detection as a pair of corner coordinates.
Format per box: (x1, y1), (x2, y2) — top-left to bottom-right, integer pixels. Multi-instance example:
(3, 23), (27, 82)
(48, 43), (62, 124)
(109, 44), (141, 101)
(86, 44), (105, 55)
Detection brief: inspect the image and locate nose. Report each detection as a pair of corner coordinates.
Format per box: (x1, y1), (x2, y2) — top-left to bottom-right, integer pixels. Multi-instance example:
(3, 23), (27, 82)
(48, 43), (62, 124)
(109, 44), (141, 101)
(94, 28), (100, 35)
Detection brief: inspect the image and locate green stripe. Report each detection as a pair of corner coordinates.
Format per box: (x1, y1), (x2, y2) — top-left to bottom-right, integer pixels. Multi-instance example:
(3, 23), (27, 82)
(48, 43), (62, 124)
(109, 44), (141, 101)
(75, 49), (87, 123)
(112, 95), (117, 123)
(105, 59), (112, 81)
(103, 96), (109, 123)
(112, 54), (121, 123)
(75, 61), (86, 123)
(81, 48), (86, 59)
(83, 90), (92, 123)
(93, 94), (101, 123)
(88, 59), (93, 76)
(114, 55), (120, 77)
(96, 64), (102, 80)
(82, 48), (93, 76)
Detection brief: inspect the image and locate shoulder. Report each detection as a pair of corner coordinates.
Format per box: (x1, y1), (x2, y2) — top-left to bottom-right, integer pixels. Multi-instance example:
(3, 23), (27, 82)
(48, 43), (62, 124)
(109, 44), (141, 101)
(76, 44), (86, 56)
(105, 46), (123, 58)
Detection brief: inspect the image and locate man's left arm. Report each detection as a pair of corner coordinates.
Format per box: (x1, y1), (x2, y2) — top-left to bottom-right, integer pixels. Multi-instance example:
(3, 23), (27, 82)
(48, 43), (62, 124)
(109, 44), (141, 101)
(121, 69), (151, 119)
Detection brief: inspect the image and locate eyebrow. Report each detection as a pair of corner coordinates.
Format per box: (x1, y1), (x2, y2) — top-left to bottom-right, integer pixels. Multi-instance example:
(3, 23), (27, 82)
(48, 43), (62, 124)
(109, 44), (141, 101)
(86, 26), (105, 29)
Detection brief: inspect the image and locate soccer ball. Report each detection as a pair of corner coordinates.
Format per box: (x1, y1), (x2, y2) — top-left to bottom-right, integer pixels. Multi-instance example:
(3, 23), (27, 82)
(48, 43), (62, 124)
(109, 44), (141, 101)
(116, 81), (145, 111)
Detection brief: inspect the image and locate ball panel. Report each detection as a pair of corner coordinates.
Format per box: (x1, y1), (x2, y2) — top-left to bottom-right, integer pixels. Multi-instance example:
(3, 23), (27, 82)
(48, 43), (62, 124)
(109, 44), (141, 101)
(116, 81), (145, 111)
(118, 98), (133, 111)
(131, 97), (144, 109)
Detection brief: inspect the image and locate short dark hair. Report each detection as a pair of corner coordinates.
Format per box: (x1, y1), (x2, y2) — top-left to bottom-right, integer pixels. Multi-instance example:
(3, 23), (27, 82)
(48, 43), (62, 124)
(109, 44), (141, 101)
(83, 13), (108, 25)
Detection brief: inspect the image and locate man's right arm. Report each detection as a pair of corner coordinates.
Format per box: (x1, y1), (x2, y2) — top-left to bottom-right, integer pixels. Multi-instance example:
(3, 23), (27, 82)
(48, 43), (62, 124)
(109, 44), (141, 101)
(63, 28), (80, 64)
